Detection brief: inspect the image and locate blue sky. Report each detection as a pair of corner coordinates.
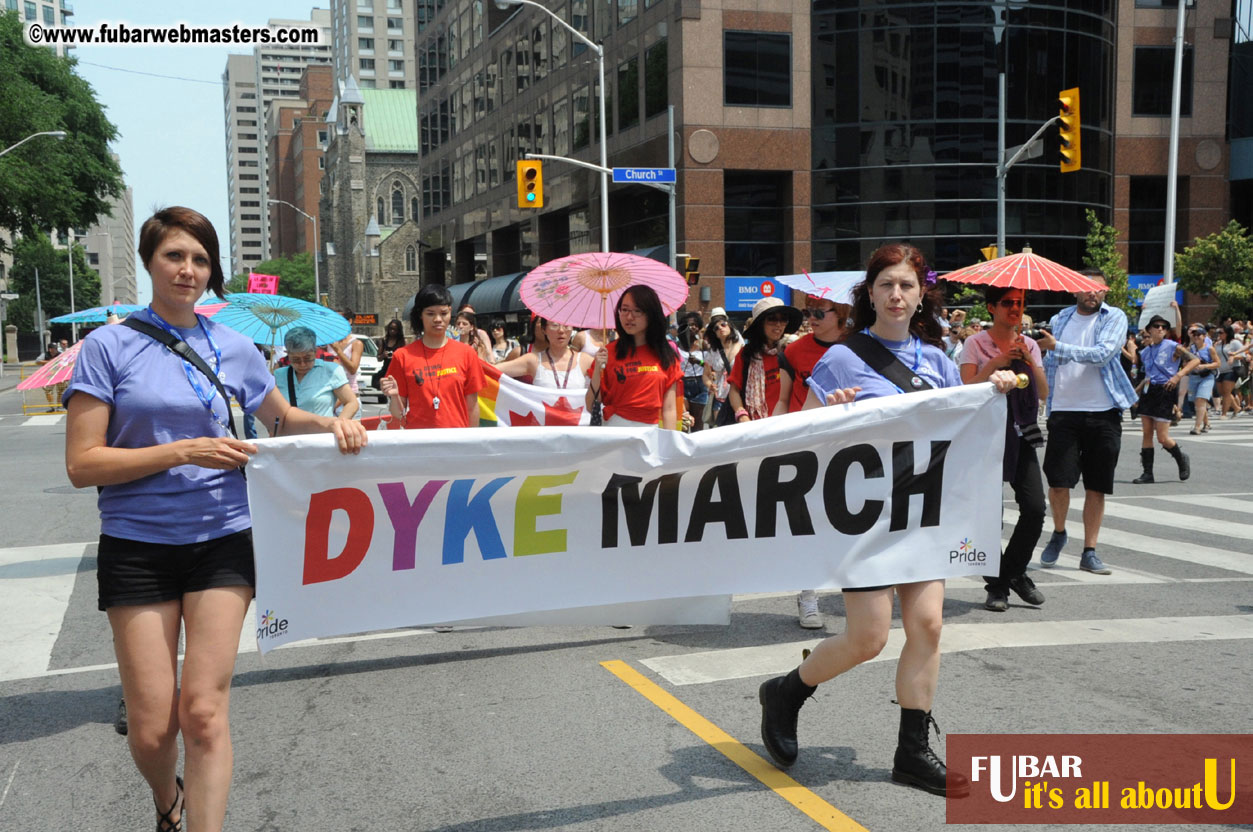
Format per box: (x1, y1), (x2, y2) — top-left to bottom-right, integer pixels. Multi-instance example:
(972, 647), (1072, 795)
(70, 2), (326, 303)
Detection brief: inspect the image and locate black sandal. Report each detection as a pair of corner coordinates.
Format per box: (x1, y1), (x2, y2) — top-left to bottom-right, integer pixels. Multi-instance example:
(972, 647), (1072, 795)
(155, 775), (183, 832)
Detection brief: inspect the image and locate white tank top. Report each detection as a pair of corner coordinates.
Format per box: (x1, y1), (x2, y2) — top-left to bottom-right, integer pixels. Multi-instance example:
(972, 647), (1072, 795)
(579, 332), (601, 356)
(533, 352), (589, 390)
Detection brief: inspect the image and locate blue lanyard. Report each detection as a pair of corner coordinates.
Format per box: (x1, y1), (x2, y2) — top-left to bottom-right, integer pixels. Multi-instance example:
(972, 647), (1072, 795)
(148, 308), (228, 430)
(863, 328), (923, 393)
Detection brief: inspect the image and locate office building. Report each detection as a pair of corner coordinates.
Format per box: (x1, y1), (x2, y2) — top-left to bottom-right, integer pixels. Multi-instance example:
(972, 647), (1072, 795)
(330, 0), (418, 90)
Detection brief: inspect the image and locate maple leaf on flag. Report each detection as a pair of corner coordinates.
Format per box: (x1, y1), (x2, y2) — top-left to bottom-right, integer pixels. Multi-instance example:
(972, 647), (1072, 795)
(508, 410), (542, 426)
(544, 397), (584, 425)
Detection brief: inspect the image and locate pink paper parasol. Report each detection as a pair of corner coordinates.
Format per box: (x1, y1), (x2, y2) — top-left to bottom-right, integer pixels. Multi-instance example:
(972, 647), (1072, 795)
(17, 340), (84, 390)
(940, 247), (1106, 293)
(519, 252), (689, 330)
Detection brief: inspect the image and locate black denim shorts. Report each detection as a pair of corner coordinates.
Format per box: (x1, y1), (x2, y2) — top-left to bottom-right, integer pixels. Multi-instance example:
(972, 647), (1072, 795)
(96, 529), (255, 611)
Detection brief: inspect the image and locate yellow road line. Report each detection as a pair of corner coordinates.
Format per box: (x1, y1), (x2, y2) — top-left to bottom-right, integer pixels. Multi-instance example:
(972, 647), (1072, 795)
(600, 659), (868, 832)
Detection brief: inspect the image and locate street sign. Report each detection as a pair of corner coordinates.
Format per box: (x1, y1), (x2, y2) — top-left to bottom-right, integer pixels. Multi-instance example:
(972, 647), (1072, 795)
(612, 167), (676, 184)
(724, 278), (792, 312)
(0, 293), (18, 301)
(351, 313), (378, 326)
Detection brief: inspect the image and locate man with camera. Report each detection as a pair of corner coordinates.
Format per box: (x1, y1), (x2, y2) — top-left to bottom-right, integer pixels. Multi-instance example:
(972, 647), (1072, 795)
(1034, 270), (1138, 576)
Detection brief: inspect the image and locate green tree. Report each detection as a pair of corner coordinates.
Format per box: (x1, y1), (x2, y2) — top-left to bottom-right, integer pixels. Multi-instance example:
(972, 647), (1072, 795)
(6, 232), (100, 334)
(1173, 220), (1253, 321)
(1082, 209), (1138, 314)
(0, 12), (124, 254)
(224, 252), (316, 302)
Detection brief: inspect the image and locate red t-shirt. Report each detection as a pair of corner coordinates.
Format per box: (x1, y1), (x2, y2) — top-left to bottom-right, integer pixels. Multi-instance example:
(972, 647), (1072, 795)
(384, 339), (485, 428)
(595, 343), (683, 423)
(784, 334), (838, 412)
(730, 350), (793, 416)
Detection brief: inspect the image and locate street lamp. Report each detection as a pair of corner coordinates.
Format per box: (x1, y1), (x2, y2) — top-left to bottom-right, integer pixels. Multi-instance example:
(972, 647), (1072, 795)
(494, 0), (609, 253)
(267, 198), (321, 301)
(0, 130), (67, 158)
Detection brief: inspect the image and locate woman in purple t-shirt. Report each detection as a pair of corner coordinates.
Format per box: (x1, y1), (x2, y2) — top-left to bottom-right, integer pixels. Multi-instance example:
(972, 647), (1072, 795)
(63, 207), (367, 832)
(759, 243), (1016, 799)
(958, 286), (1049, 613)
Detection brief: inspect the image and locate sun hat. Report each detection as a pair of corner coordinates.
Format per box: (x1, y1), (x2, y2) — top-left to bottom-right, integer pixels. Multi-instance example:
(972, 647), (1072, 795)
(744, 297), (802, 335)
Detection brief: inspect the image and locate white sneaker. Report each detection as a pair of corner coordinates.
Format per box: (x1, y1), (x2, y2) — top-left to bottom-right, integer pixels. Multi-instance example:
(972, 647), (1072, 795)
(796, 591), (823, 629)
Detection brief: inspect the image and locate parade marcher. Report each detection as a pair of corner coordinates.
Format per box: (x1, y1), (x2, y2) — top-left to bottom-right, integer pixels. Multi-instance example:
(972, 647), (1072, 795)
(273, 326), (359, 420)
(489, 318), (522, 364)
(1214, 326), (1242, 418)
(677, 324), (708, 432)
(382, 284), (486, 429)
(778, 294), (852, 629)
(587, 285), (682, 429)
(1185, 324), (1219, 434)
(327, 310), (364, 402)
(1131, 315), (1199, 484)
(756, 242), (1019, 797)
(63, 206), (367, 832)
(1035, 271), (1139, 574)
(958, 287), (1049, 612)
(728, 297), (797, 424)
(494, 317), (592, 390)
(701, 308), (742, 427)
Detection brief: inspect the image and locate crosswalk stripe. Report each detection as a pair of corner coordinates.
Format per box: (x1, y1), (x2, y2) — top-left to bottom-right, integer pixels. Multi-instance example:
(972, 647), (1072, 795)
(0, 542), (86, 682)
(21, 415), (64, 426)
(1150, 494), (1253, 514)
(1100, 501), (1253, 540)
(640, 614), (1253, 686)
(1004, 508), (1253, 575)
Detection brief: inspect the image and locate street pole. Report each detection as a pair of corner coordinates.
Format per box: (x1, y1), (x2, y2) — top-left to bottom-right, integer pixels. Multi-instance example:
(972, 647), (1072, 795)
(267, 198), (320, 300)
(35, 267), (44, 351)
(1162, 0), (1188, 285)
(0, 130), (67, 158)
(67, 231), (77, 342)
(495, 0), (608, 252)
(668, 104), (676, 272)
(997, 70), (1007, 258)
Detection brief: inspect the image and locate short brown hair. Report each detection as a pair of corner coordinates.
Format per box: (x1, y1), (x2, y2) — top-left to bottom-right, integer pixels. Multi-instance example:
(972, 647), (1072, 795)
(137, 206), (226, 299)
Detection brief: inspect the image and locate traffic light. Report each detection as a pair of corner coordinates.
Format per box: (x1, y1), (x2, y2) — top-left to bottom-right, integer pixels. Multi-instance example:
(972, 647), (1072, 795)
(517, 160), (543, 207)
(680, 255), (701, 286)
(981, 245), (999, 261)
(1058, 87), (1081, 173)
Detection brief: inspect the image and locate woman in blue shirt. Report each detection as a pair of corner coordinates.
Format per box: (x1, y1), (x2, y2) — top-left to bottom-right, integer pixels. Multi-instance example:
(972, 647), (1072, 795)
(1131, 315), (1200, 483)
(758, 243), (1016, 799)
(274, 326), (359, 419)
(63, 207), (367, 832)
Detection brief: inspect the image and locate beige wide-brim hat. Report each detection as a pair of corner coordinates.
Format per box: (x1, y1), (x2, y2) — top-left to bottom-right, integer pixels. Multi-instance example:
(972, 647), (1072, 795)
(744, 297), (803, 335)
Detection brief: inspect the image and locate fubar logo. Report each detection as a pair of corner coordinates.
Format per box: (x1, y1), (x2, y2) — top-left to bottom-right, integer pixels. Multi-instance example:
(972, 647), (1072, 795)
(950, 536), (987, 564)
(257, 608), (289, 640)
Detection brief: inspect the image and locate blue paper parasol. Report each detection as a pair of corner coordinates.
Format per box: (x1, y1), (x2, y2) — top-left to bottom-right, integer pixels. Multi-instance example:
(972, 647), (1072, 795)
(211, 293), (350, 348)
(50, 303), (143, 324)
(773, 271), (864, 306)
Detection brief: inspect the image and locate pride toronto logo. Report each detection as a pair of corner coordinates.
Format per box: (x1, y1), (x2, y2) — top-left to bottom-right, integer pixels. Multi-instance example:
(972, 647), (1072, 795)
(949, 536), (987, 564)
(257, 609), (289, 640)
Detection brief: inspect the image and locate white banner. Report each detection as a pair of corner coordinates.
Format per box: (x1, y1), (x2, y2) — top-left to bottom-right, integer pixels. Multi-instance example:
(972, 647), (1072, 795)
(246, 385), (1006, 652)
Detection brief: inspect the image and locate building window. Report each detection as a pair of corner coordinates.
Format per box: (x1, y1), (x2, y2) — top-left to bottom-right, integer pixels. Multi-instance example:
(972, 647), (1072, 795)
(388, 38), (404, 52)
(358, 15), (373, 30)
(724, 31), (791, 107)
(645, 39), (668, 119)
(411, 196), (420, 219)
(88, 253), (99, 266)
(1128, 176), (1188, 273)
(359, 37), (374, 51)
(42, 3), (53, 24)
(377, 196), (386, 223)
(1133, 46), (1193, 117)
(617, 0), (637, 28)
(24, 1), (35, 21)
(387, 16), (403, 31)
(390, 80), (406, 88)
(389, 59), (404, 72)
(360, 58), (375, 71)
(392, 182), (405, 225)
(618, 56), (639, 130)
(405, 245), (417, 271)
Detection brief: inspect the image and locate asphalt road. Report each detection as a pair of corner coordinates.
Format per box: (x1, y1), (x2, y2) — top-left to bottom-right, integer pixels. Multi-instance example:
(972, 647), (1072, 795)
(1, 385), (1251, 831)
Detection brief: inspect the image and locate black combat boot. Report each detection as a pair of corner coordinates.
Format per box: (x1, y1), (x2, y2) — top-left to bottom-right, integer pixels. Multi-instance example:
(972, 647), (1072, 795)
(1166, 443), (1190, 481)
(758, 668), (816, 768)
(1131, 447), (1154, 484)
(891, 708), (970, 797)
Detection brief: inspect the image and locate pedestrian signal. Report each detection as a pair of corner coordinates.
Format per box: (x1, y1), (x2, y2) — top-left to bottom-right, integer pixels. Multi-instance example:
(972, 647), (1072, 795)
(681, 255), (701, 286)
(517, 160), (543, 208)
(1058, 88), (1081, 173)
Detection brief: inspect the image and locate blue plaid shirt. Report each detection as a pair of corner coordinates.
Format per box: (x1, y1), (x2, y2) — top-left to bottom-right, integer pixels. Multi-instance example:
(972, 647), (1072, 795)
(1043, 303), (1137, 416)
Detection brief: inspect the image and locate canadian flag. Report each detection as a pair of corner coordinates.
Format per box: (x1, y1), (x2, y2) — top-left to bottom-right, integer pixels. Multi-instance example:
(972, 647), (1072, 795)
(478, 362), (591, 427)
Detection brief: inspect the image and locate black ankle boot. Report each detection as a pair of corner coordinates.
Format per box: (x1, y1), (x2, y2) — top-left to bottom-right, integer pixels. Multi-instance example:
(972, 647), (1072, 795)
(1166, 443), (1190, 481)
(891, 708), (969, 797)
(758, 668), (816, 768)
(1132, 447), (1154, 484)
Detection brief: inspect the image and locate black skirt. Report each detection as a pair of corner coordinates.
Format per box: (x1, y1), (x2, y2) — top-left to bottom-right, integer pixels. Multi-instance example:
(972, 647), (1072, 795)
(1139, 382), (1175, 421)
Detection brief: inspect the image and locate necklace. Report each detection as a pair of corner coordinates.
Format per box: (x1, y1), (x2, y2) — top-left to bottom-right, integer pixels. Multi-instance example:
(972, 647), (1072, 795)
(544, 348), (574, 389)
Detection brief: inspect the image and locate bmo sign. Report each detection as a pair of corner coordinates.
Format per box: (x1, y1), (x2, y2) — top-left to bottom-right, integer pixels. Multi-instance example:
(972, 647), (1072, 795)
(724, 277), (793, 311)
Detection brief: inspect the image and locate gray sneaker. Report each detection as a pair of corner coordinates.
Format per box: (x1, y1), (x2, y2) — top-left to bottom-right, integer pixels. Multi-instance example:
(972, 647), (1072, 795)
(1039, 530), (1067, 568)
(1079, 550), (1112, 574)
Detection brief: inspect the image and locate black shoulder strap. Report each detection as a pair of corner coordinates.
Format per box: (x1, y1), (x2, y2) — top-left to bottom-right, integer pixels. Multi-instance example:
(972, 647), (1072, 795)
(843, 332), (934, 393)
(285, 366), (298, 407)
(120, 317), (241, 440)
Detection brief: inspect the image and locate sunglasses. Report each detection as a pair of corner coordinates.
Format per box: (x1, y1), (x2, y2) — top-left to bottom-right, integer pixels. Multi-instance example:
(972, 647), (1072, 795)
(762, 314), (790, 324)
(802, 308), (832, 320)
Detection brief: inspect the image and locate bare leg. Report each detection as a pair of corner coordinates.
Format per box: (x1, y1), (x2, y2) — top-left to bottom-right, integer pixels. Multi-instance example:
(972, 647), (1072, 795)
(1082, 491), (1105, 549)
(178, 585), (252, 832)
(108, 601), (184, 825)
(894, 580), (945, 711)
(1139, 414), (1154, 448)
(1156, 420), (1176, 450)
(798, 587), (893, 686)
(1048, 486), (1070, 535)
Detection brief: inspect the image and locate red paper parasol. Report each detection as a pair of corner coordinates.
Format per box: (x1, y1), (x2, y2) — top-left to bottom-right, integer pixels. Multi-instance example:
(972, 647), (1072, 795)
(940, 247), (1106, 293)
(519, 252), (689, 330)
(16, 340), (83, 390)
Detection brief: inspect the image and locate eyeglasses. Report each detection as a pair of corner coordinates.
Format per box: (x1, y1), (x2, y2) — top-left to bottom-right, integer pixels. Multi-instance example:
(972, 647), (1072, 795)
(618, 306), (644, 319)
